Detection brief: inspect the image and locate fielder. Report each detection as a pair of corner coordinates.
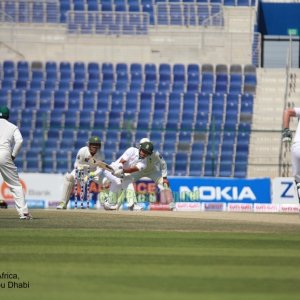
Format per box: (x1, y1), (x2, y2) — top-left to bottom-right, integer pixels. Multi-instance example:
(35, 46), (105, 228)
(57, 136), (104, 209)
(103, 141), (154, 211)
(0, 106), (32, 220)
(282, 107), (300, 204)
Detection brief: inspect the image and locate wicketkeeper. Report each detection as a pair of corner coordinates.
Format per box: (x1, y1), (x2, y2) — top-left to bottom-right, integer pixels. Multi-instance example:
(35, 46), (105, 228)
(282, 107), (300, 205)
(57, 136), (104, 209)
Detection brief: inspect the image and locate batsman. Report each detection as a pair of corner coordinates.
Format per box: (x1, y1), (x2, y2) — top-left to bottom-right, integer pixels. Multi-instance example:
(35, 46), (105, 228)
(57, 136), (104, 209)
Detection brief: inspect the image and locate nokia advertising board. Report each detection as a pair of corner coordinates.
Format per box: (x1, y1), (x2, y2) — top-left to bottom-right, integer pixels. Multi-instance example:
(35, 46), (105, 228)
(170, 177), (271, 204)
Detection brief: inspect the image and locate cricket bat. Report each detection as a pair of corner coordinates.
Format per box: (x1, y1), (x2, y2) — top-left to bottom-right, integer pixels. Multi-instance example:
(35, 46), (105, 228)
(90, 158), (115, 173)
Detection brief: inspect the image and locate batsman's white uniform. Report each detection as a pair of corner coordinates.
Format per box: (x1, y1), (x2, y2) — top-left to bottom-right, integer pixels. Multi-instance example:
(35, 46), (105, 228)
(0, 118), (29, 217)
(291, 108), (300, 183)
(104, 147), (148, 208)
(58, 146), (104, 208)
(131, 150), (168, 190)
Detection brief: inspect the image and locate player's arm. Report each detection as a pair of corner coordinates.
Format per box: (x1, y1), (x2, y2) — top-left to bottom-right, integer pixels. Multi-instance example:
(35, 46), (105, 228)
(282, 108), (296, 142)
(12, 128), (23, 160)
(119, 158), (141, 174)
(74, 148), (86, 169)
(155, 151), (169, 186)
(283, 108), (296, 128)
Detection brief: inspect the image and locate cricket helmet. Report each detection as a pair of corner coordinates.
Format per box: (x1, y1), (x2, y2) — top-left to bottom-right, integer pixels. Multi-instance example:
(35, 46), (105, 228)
(0, 106), (10, 120)
(139, 141), (154, 155)
(139, 138), (150, 144)
(88, 136), (101, 148)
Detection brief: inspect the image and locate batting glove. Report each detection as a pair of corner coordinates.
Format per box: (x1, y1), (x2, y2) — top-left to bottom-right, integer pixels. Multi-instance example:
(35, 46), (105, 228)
(113, 168), (124, 178)
(163, 177), (170, 187)
(282, 128), (292, 143)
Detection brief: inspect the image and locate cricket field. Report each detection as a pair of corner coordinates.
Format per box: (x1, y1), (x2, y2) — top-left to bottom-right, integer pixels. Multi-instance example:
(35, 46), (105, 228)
(1, 209), (300, 300)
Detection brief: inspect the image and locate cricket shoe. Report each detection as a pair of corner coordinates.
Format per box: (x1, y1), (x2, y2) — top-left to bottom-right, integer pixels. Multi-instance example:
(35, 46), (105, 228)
(56, 202), (67, 210)
(168, 202), (176, 211)
(20, 213), (33, 220)
(128, 204), (143, 211)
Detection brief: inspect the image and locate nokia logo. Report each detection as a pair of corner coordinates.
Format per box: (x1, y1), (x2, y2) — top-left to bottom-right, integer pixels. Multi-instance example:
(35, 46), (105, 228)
(179, 186), (256, 201)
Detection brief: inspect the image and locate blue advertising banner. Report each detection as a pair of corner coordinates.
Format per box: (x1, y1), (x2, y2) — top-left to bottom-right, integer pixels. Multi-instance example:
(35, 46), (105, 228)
(169, 177), (271, 204)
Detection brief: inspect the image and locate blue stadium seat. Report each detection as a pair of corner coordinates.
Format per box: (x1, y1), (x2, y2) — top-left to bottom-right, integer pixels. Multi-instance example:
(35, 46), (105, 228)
(82, 90), (96, 110)
(144, 64), (157, 82)
(34, 109), (48, 129)
(129, 81), (142, 92)
(78, 111), (93, 129)
(172, 81), (185, 93)
(140, 92), (154, 112)
(49, 109), (64, 129)
(189, 155), (203, 176)
(64, 109), (79, 129)
(111, 91), (125, 112)
(68, 90), (82, 110)
(102, 63), (115, 82)
(143, 81), (156, 93)
(163, 131), (178, 153)
(4, 1), (17, 21)
(157, 81), (170, 93)
(24, 90), (39, 109)
(18, 0), (29, 23)
(174, 152), (188, 176)
(229, 74), (242, 94)
(96, 91), (111, 112)
(46, 1), (59, 23)
(87, 1), (99, 11)
(173, 64), (186, 82)
(136, 111), (151, 131)
(159, 63), (171, 82)
(107, 111), (123, 129)
(0, 89), (9, 106)
(125, 91), (139, 111)
(32, 2), (44, 23)
(20, 109), (34, 129)
(10, 89), (24, 109)
(149, 131), (164, 146)
(56, 150), (70, 173)
(53, 90), (68, 110)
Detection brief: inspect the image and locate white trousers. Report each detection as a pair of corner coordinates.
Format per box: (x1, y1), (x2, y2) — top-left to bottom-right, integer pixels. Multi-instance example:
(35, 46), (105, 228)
(0, 150), (28, 216)
(291, 142), (300, 183)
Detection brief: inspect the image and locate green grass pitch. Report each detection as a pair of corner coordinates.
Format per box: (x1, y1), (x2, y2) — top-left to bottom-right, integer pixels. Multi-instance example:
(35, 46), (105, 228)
(1, 210), (300, 300)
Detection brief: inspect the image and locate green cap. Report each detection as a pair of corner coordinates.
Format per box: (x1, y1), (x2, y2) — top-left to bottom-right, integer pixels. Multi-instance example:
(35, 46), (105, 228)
(88, 136), (101, 147)
(0, 106), (9, 119)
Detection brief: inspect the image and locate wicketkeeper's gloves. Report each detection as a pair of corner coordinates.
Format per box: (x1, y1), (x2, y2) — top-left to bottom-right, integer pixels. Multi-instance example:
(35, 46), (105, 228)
(282, 128), (292, 143)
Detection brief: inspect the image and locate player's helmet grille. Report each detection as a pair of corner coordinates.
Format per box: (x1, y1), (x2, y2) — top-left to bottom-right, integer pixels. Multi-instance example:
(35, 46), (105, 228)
(88, 136), (101, 148)
(0, 106), (10, 119)
(140, 141), (154, 154)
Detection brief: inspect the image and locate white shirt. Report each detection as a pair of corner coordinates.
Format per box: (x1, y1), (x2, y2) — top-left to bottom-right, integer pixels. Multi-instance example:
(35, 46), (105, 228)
(113, 147), (147, 171)
(0, 119), (23, 157)
(294, 108), (300, 143)
(74, 146), (103, 172)
(144, 151), (168, 177)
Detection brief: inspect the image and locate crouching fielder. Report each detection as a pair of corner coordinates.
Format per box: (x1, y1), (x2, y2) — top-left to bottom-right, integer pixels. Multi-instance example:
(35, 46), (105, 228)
(282, 107), (300, 204)
(57, 136), (104, 209)
(103, 141), (154, 210)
